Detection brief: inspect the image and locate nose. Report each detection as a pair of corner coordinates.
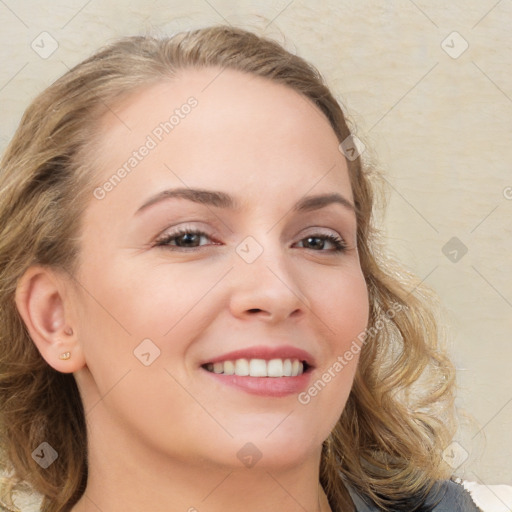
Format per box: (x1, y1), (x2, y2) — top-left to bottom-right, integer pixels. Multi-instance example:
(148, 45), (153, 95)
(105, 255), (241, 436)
(228, 244), (309, 324)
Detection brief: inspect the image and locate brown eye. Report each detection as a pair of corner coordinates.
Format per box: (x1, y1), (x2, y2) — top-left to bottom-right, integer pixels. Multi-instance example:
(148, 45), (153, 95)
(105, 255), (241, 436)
(155, 230), (213, 249)
(302, 237), (327, 250)
(295, 234), (347, 252)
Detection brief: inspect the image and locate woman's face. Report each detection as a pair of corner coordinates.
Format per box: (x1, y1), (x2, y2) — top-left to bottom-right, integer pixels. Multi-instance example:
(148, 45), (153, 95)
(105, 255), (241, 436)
(70, 68), (369, 470)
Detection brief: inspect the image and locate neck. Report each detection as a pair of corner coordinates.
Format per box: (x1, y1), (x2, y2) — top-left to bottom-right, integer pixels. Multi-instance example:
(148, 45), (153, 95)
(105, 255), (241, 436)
(71, 407), (333, 512)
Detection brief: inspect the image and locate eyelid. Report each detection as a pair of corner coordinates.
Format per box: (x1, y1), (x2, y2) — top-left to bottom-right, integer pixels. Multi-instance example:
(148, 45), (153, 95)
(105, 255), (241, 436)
(292, 226), (350, 251)
(153, 223), (220, 247)
(294, 226), (345, 241)
(296, 233), (346, 249)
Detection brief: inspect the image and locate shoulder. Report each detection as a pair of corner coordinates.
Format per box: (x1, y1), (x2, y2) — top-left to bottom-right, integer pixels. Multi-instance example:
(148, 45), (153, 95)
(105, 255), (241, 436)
(346, 479), (483, 511)
(424, 479), (483, 511)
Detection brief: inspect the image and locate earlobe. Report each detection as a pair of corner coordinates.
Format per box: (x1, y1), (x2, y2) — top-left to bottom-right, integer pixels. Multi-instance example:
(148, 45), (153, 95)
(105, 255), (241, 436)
(14, 266), (85, 373)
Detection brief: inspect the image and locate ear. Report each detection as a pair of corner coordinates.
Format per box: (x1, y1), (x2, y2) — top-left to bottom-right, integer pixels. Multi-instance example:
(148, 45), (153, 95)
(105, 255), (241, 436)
(15, 266), (86, 373)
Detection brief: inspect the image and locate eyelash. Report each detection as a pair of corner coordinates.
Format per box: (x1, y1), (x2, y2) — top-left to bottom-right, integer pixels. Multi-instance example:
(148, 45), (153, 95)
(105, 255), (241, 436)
(295, 233), (347, 252)
(154, 229), (348, 252)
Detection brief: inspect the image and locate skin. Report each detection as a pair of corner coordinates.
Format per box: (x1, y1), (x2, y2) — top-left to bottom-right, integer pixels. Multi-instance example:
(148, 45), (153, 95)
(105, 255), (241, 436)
(16, 68), (369, 511)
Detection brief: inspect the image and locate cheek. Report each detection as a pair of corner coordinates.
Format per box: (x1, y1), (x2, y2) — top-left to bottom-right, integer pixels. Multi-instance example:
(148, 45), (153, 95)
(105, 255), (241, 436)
(312, 264), (369, 348)
(73, 259), (225, 444)
(74, 256), (228, 386)
(78, 255), (226, 334)
(292, 263), (368, 423)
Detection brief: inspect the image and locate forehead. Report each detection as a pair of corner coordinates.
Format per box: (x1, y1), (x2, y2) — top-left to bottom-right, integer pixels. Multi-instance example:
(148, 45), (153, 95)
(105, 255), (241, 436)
(90, 67), (352, 210)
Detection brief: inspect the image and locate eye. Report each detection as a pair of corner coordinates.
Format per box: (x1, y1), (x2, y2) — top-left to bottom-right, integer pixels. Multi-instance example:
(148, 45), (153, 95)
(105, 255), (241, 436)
(154, 229), (218, 249)
(294, 233), (347, 252)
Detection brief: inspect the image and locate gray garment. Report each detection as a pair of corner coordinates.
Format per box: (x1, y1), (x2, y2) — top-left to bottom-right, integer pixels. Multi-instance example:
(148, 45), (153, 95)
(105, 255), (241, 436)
(346, 479), (482, 511)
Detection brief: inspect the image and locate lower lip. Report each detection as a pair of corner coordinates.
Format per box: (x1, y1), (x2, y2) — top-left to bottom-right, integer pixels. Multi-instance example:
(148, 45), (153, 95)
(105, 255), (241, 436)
(202, 368), (312, 397)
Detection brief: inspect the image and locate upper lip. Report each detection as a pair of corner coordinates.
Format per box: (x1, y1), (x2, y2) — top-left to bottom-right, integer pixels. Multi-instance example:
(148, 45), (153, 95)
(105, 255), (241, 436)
(201, 345), (316, 368)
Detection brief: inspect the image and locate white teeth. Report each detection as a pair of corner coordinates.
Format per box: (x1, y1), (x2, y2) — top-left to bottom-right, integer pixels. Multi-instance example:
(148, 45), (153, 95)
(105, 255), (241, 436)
(267, 359), (283, 377)
(223, 360), (235, 375)
(205, 358), (305, 377)
(235, 358), (249, 376)
(249, 359), (267, 377)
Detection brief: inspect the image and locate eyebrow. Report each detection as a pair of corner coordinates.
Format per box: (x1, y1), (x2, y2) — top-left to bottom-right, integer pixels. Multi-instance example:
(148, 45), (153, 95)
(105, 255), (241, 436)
(136, 188), (237, 214)
(294, 193), (355, 214)
(135, 188), (356, 215)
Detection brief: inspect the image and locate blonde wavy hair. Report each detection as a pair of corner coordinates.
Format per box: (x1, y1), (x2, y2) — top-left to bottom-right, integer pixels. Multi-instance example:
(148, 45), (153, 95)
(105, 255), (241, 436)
(0, 25), (456, 512)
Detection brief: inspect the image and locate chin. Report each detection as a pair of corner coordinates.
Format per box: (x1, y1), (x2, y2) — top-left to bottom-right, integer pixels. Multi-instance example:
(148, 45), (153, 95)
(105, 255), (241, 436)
(226, 430), (323, 471)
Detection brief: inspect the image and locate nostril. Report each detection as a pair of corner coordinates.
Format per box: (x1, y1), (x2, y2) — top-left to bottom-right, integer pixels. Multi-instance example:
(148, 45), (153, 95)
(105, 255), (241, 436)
(248, 308), (263, 314)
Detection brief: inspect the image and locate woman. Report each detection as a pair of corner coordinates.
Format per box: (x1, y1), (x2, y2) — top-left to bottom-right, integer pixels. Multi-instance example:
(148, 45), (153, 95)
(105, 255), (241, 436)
(0, 25), (481, 511)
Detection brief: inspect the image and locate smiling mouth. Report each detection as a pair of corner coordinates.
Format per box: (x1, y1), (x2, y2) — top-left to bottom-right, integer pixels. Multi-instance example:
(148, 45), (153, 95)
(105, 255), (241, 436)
(202, 358), (310, 377)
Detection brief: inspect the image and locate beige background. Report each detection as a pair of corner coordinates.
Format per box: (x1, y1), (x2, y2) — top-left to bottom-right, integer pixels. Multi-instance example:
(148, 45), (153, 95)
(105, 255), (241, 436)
(0, 0), (510, 491)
